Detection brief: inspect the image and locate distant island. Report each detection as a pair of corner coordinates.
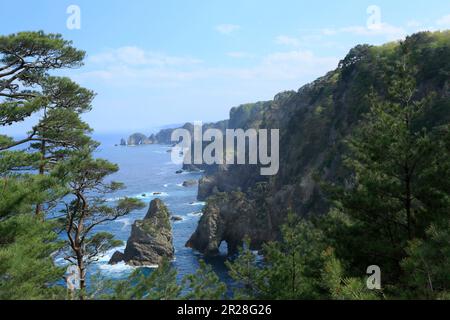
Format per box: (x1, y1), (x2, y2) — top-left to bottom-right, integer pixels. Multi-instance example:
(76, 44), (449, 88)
(120, 120), (229, 146)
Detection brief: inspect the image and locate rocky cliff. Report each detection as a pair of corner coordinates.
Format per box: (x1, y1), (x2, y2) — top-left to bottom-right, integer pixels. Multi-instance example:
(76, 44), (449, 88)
(109, 199), (174, 266)
(187, 31), (450, 256)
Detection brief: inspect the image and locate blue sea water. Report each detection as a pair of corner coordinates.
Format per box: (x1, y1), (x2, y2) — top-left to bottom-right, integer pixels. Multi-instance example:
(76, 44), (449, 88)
(80, 134), (231, 285)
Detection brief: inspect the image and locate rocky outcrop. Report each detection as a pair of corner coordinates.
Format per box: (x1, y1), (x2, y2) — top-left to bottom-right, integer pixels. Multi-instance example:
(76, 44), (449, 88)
(109, 199), (174, 266)
(127, 133), (152, 146)
(109, 251), (124, 264)
(186, 189), (284, 255)
(120, 138), (127, 146)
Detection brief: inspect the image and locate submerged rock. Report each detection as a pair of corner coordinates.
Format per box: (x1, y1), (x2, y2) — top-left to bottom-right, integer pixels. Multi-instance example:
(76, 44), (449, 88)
(109, 199), (174, 266)
(109, 251), (124, 265)
(182, 164), (202, 172)
(182, 179), (198, 187)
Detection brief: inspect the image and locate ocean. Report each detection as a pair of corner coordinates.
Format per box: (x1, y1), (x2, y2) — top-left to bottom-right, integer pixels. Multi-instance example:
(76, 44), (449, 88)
(80, 133), (231, 286)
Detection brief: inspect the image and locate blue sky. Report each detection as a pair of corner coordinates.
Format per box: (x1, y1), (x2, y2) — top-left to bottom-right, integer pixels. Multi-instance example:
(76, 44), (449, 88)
(1, 0), (450, 134)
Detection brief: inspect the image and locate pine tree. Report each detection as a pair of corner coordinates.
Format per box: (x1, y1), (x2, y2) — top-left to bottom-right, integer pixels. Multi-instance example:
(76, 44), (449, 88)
(1, 31), (89, 219)
(400, 222), (450, 299)
(228, 213), (327, 299)
(226, 237), (266, 299)
(260, 213), (326, 299)
(29, 76), (95, 216)
(321, 247), (379, 300)
(0, 214), (65, 299)
(0, 31), (90, 299)
(0, 31), (84, 126)
(53, 149), (145, 298)
(327, 41), (450, 290)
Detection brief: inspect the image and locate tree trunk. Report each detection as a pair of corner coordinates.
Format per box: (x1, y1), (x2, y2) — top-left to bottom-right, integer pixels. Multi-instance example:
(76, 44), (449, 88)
(405, 173), (413, 240)
(35, 140), (46, 216)
(76, 249), (86, 300)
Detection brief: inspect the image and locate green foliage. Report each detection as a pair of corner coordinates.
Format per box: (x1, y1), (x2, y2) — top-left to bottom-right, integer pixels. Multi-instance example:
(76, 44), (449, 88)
(182, 260), (227, 300)
(261, 213), (326, 299)
(228, 214), (328, 299)
(94, 259), (181, 300)
(94, 259), (227, 301)
(0, 31), (85, 126)
(0, 174), (65, 219)
(321, 248), (379, 300)
(1, 29), (449, 301)
(0, 214), (65, 299)
(345, 63), (449, 243)
(400, 222), (450, 299)
(53, 150), (145, 295)
(226, 238), (265, 299)
(323, 39), (450, 298)
(0, 30), (138, 299)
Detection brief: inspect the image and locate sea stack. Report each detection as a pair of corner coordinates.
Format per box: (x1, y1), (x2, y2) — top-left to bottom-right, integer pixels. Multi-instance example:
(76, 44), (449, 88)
(109, 198), (174, 266)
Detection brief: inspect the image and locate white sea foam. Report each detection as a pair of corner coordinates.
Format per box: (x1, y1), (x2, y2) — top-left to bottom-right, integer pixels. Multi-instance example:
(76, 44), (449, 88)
(97, 246), (126, 263)
(134, 191), (169, 200)
(116, 217), (133, 229)
(94, 247), (135, 275)
(189, 201), (206, 206)
(187, 211), (203, 217)
(54, 256), (68, 267)
(98, 261), (137, 275)
(95, 246), (159, 276)
(105, 196), (124, 202)
(106, 191), (169, 202)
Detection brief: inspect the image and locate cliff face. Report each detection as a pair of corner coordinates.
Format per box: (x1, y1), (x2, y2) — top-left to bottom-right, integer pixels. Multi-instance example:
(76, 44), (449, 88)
(109, 199), (174, 266)
(187, 31), (450, 256)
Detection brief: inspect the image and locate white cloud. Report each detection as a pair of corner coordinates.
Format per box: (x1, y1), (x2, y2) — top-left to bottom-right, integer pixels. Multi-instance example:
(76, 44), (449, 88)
(88, 46), (202, 67)
(275, 35), (300, 47)
(226, 51), (254, 59)
(77, 47), (338, 90)
(321, 23), (406, 40)
(406, 20), (423, 28)
(321, 28), (337, 36)
(73, 46), (340, 134)
(436, 14), (450, 27)
(258, 50), (338, 80)
(215, 24), (240, 35)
